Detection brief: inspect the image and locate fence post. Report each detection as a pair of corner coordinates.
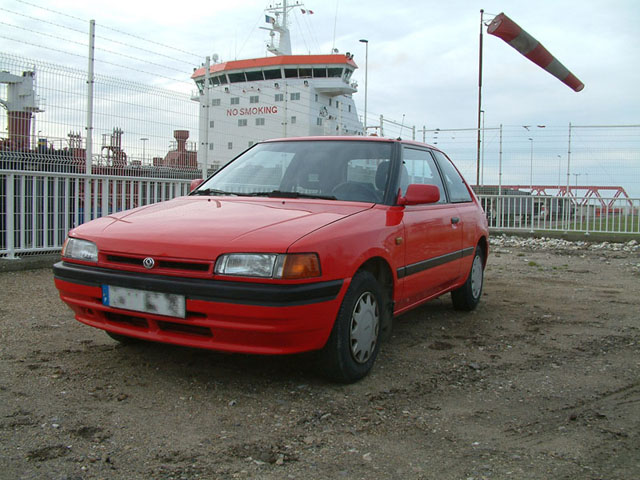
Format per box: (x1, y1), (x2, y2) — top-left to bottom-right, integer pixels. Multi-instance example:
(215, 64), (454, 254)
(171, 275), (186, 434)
(6, 174), (16, 259)
(203, 55), (210, 177)
(84, 19), (96, 224)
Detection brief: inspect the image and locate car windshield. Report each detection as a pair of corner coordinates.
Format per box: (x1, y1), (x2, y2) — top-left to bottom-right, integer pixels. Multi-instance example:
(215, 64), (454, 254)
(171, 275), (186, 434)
(195, 140), (394, 203)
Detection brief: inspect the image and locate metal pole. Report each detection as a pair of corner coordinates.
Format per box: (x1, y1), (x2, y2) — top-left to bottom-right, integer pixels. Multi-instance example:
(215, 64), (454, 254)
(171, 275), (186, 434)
(529, 137), (534, 232)
(6, 174), (16, 259)
(140, 137), (148, 164)
(565, 122), (572, 230)
(476, 9), (484, 185)
(480, 109), (485, 185)
(498, 124), (503, 228)
(566, 122), (572, 194)
(203, 56), (210, 176)
(529, 137), (533, 192)
(359, 39), (369, 133)
(85, 19), (95, 223)
(498, 124), (503, 196)
(86, 20), (95, 176)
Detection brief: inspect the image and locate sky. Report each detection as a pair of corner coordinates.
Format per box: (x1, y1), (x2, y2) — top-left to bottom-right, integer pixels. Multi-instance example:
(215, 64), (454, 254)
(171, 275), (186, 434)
(2, 0), (639, 129)
(1, 0), (640, 194)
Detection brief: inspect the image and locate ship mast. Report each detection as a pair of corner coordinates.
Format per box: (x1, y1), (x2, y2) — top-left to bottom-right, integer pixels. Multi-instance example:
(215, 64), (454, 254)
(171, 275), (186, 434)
(263, 1), (304, 56)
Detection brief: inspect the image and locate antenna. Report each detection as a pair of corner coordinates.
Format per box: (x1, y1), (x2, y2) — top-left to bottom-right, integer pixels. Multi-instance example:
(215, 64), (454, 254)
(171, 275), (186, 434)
(331, 0), (339, 54)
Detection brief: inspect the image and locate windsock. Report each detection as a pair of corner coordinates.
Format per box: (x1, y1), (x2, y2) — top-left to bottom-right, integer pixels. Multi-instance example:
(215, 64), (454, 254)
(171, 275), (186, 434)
(487, 12), (584, 92)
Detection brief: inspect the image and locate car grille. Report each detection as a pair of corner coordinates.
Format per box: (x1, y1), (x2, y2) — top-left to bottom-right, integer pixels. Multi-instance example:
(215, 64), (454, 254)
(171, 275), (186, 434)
(104, 254), (212, 274)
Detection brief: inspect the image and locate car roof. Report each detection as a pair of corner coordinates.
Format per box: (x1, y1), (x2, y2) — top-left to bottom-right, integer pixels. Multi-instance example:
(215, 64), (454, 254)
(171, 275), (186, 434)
(261, 136), (442, 153)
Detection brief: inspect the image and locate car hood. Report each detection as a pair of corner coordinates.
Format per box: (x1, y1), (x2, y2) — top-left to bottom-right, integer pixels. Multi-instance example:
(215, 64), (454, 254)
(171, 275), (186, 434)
(72, 196), (373, 259)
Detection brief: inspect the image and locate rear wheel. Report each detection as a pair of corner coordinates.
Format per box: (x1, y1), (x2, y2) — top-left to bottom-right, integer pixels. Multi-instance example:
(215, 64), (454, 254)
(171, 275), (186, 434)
(451, 247), (484, 311)
(319, 270), (384, 383)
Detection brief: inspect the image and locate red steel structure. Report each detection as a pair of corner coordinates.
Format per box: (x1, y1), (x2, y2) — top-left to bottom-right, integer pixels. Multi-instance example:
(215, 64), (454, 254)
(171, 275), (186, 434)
(496, 185), (632, 209)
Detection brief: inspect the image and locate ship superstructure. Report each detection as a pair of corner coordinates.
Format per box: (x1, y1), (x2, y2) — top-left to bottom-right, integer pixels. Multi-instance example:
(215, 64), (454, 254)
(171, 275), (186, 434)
(191, 1), (363, 169)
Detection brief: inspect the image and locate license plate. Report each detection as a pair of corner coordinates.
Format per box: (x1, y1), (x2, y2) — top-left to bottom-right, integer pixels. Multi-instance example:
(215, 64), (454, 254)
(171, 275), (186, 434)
(102, 285), (186, 318)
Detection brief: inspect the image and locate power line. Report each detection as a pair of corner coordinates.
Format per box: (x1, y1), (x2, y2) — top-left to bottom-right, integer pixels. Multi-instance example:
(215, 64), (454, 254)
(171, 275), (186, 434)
(12, 0), (203, 60)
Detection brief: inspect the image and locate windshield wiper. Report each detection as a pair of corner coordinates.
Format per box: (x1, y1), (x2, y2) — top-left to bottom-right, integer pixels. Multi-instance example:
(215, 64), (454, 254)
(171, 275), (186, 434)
(191, 188), (238, 196)
(245, 190), (337, 200)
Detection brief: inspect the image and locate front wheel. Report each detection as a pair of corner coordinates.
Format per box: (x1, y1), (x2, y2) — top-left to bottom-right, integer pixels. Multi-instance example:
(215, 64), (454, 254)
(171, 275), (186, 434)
(318, 271), (385, 383)
(451, 247), (484, 311)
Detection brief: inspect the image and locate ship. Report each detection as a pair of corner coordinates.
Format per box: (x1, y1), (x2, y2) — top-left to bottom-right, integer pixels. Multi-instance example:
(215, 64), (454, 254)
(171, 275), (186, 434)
(190, 1), (364, 171)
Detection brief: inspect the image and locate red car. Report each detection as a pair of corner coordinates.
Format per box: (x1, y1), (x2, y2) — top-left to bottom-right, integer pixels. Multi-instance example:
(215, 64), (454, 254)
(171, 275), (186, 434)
(54, 137), (488, 383)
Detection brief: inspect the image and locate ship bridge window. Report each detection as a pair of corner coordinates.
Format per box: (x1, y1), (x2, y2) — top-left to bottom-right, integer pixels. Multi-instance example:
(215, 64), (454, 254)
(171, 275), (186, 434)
(211, 75), (228, 86)
(299, 68), (312, 78)
(313, 67), (327, 78)
(228, 72), (247, 83)
(328, 67), (343, 78)
(343, 69), (354, 82)
(246, 71), (264, 81)
(264, 69), (282, 79)
(195, 79), (204, 93)
(284, 68), (298, 78)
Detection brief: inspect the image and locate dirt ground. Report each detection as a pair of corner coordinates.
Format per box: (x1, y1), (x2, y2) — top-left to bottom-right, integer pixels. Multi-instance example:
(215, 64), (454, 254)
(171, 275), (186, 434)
(1, 239), (639, 480)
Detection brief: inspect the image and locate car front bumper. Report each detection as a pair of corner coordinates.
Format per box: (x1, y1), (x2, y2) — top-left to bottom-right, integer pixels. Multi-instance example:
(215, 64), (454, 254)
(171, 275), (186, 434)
(53, 261), (345, 354)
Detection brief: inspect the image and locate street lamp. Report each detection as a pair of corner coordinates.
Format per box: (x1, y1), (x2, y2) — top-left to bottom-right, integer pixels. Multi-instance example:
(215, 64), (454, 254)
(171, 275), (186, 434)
(557, 154), (562, 190)
(140, 137), (149, 164)
(359, 39), (368, 133)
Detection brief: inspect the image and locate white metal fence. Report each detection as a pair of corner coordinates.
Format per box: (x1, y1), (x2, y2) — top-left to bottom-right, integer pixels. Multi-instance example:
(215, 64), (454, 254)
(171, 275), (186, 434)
(1, 171), (191, 258)
(480, 194), (640, 235)
(2, 169), (638, 260)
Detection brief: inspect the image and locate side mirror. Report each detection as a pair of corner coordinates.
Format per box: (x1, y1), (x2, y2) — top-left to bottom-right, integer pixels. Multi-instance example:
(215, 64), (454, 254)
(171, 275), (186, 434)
(190, 178), (204, 192)
(397, 184), (440, 206)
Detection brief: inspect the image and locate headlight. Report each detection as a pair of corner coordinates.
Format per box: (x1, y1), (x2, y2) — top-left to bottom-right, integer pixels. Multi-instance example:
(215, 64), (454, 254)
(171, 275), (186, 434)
(62, 238), (98, 262)
(215, 253), (320, 279)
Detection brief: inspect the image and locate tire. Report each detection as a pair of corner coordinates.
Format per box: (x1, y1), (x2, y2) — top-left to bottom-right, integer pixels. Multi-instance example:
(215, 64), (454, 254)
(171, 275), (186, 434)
(451, 247), (484, 311)
(105, 330), (143, 345)
(319, 270), (384, 383)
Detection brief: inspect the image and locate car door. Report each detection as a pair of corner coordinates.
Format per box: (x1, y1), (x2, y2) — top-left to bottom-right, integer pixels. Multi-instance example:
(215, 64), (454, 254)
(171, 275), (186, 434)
(432, 150), (479, 284)
(396, 147), (463, 311)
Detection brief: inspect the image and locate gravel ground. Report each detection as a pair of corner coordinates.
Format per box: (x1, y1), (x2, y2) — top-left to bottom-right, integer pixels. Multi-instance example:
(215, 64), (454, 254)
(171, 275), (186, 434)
(1, 235), (639, 479)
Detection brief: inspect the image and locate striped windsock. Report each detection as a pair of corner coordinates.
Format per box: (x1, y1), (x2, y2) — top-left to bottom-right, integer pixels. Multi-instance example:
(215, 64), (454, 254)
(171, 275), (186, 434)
(487, 12), (584, 92)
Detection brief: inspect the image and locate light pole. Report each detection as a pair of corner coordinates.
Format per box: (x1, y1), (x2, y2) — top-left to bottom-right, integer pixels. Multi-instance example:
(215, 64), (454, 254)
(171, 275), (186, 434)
(557, 154), (562, 190)
(140, 137), (148, 164)
(359, 39), (368, 133)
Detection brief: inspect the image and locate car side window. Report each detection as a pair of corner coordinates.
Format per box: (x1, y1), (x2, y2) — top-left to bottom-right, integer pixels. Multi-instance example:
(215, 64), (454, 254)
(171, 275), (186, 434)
(432, 151), (472, 203)
(401, 147), (446, 203)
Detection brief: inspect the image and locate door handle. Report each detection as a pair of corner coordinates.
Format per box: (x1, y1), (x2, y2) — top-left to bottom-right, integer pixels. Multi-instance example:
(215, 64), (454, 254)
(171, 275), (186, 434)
(451, 217), (460, 224)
